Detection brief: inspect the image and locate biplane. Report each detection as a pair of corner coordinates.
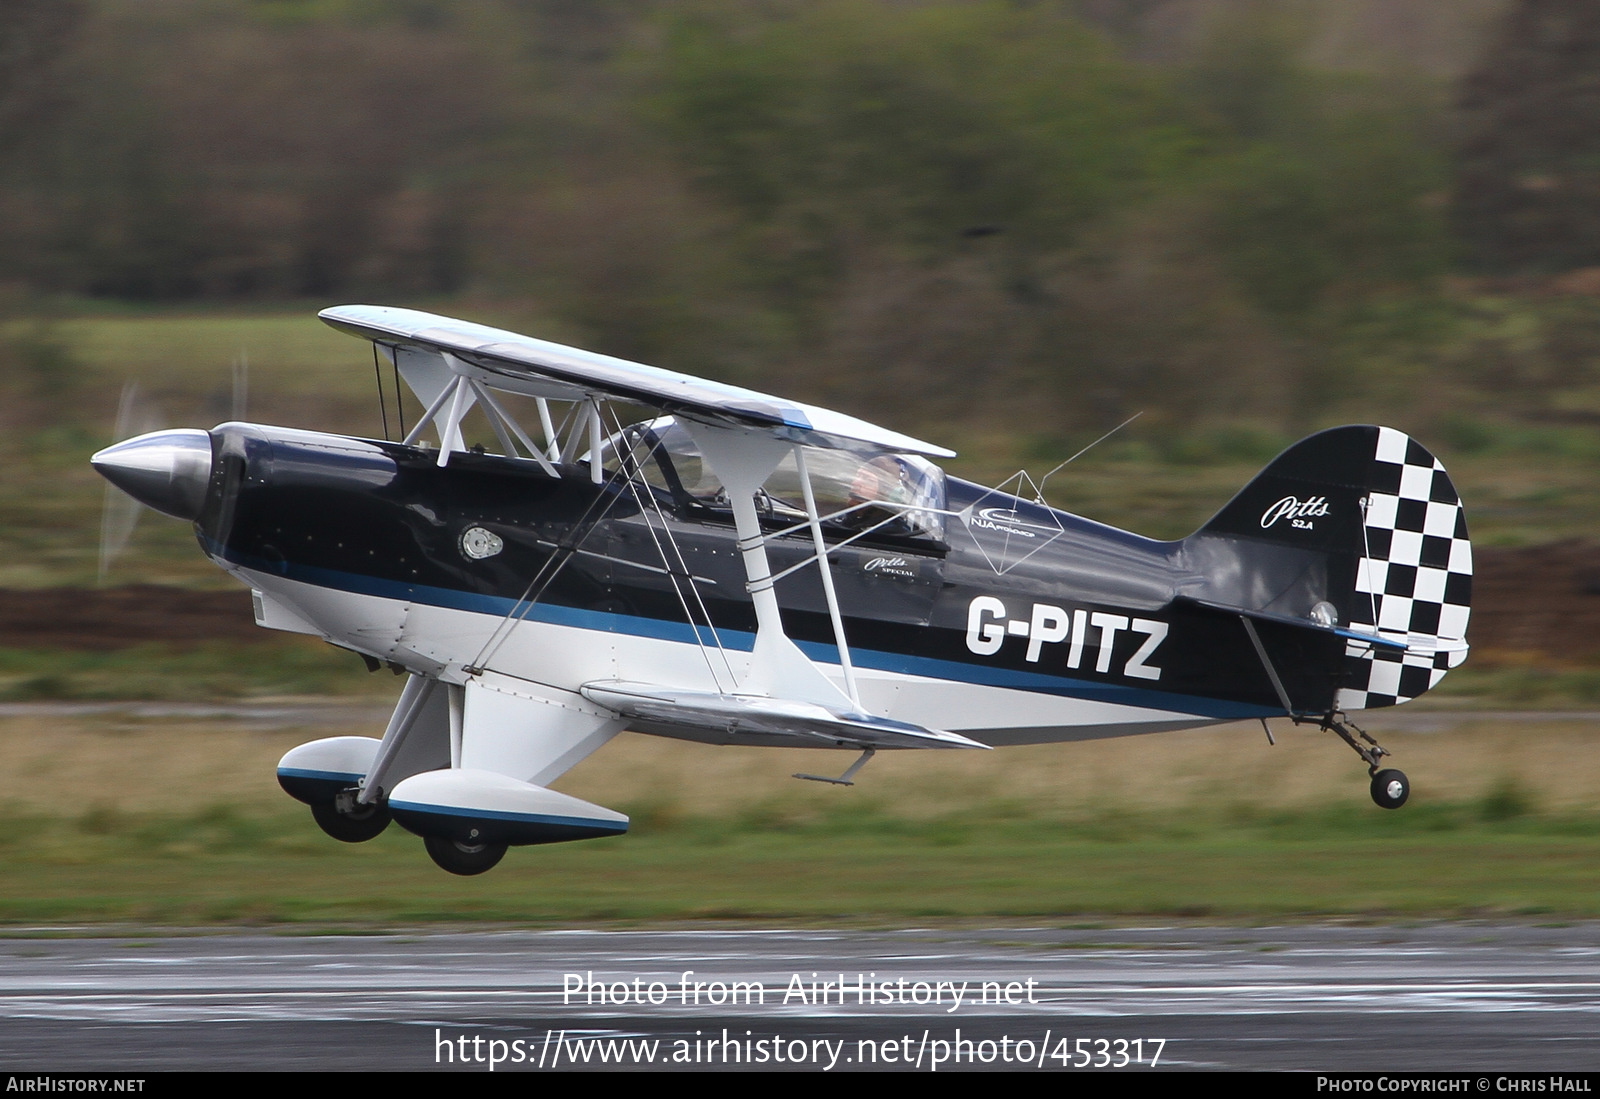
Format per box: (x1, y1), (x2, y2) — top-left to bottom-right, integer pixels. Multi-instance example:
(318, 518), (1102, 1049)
(91, 306), (1471, 874)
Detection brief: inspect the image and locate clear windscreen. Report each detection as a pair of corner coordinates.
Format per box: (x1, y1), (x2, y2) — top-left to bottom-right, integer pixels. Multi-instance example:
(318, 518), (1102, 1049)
(607, 417), (945, 540)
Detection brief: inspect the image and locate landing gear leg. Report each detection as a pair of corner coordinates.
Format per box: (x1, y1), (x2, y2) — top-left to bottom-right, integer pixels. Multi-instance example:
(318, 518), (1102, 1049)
(1321, 712), (1409, 810)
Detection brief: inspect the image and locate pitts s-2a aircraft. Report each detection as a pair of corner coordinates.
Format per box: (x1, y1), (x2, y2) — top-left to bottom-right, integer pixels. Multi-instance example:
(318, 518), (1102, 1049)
(92, 306), (1471, 875)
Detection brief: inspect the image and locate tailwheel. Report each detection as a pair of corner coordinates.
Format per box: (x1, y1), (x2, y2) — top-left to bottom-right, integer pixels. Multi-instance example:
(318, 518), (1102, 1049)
(311, 791), (391, 843)
(424, 834), (508, 876)
(1320, 711), (1412, 810)
(1370, 768), (1410, 810)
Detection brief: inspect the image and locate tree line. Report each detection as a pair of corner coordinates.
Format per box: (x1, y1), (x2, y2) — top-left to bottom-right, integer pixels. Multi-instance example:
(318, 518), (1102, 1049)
(1, 0), (1595, 440)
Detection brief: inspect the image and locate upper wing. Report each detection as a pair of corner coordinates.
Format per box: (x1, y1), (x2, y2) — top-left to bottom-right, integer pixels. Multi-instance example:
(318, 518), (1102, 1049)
(320, 304), (953, 459)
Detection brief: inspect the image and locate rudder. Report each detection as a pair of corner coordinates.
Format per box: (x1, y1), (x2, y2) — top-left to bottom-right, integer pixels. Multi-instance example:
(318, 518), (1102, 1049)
(1340, 426), (1472, 708)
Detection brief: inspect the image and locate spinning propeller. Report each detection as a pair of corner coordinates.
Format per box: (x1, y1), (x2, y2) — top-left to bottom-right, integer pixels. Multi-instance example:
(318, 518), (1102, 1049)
(93, 353), (246, 583)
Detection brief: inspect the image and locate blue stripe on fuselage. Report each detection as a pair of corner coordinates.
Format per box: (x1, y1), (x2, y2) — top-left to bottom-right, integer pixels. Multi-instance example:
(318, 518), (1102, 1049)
(214, 541), (1275, 721)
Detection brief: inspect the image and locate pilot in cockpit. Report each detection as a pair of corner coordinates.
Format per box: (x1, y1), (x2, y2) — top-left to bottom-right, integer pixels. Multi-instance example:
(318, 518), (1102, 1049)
(845, 454), (913, 530)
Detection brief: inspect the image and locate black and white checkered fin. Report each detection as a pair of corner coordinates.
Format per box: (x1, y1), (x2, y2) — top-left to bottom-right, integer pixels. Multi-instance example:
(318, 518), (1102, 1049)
(1335, 427), (1471, 711)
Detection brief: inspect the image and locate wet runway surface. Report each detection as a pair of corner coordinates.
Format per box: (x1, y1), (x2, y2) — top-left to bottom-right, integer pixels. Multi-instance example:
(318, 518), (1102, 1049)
(0, 924), (1596, 1070)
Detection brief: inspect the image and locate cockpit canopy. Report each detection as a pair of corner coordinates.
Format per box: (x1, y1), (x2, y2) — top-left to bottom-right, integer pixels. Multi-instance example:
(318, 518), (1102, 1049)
(603, 417), (947, 541)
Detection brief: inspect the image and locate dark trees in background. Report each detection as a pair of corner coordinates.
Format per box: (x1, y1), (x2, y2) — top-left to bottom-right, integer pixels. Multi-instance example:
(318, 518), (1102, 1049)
(0, 3), (495, 300)
(1456, 0), (1600, 274)
(0, 1), (86, 151)
(0, 1), (1516, 440)
(644, 2), (1454, 430)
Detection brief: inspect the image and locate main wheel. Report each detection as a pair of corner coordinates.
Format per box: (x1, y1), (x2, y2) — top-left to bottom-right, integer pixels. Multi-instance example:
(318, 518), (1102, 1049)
(1370, 768), (1410, 810)
(311, 797), (391, 843)
(424, 834), (508, 876)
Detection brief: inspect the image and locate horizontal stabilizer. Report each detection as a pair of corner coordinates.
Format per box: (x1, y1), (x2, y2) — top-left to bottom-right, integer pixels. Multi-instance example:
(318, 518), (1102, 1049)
(580, 681), (990, 751)
(1176, 596), (1470, 660)
(1176, 596), (1409, 653)
(1357, 632), (1470, 659)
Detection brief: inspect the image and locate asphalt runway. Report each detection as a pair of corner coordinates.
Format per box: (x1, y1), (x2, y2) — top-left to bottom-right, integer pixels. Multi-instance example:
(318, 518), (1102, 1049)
(1, 924), (1597, 1071)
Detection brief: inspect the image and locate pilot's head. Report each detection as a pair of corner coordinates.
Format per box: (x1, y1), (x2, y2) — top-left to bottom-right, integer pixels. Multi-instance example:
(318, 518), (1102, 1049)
(849, 456), (906, 506)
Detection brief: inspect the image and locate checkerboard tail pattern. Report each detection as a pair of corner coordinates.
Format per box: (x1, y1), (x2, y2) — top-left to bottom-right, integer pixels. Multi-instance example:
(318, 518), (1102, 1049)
(1335, 427), (1471, 711)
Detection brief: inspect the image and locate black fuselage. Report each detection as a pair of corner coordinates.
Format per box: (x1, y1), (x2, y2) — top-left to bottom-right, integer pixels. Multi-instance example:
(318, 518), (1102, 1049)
(199, 424), (1352, 724)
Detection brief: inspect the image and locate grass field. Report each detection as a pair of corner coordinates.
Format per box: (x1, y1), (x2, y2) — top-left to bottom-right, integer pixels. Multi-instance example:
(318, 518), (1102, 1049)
(0, 641), (396, 702)
(0, 711), (1596, 926)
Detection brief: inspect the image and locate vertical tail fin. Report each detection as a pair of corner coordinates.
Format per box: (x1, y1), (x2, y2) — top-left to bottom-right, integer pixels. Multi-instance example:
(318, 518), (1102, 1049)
(1191, 425), (1471, 710)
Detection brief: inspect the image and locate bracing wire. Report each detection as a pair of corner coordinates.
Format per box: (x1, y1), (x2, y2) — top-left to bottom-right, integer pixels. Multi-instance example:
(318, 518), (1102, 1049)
(604, 407), (738, 692)
(372, 343), (390, 441)
(393, 354), (406, 439)
(465, 418), (637, 674)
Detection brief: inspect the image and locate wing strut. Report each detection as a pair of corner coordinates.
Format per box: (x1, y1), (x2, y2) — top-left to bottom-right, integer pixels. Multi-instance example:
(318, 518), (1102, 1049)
(437, 374), (474, 466)
(535, 397), (559, 461)
(587, 399), (604, 484)
(383, 348), (568, 477)
(403, 375), (464, 447)
(687, 423), (853, 709)
(467, 378), (558, 477)
(794, 445), (859, 705)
